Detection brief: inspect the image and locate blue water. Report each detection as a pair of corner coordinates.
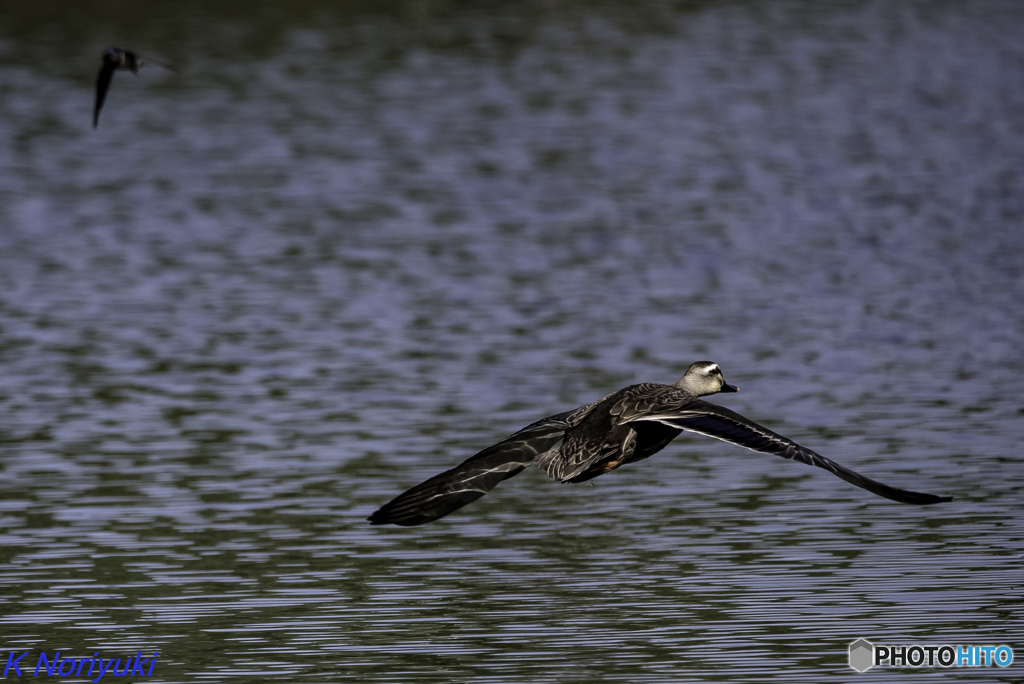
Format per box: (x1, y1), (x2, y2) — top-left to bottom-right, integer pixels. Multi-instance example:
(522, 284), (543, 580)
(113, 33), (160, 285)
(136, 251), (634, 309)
(0, 1), (1022, 681)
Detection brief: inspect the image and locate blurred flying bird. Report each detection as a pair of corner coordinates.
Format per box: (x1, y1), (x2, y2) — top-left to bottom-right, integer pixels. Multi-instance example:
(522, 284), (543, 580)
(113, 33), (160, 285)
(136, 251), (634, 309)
(94, 46), (176, 128)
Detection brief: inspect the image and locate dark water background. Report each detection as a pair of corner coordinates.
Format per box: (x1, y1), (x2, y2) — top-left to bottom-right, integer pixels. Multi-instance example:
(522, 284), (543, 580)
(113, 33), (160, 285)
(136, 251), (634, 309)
(1, 1), (1022, 681)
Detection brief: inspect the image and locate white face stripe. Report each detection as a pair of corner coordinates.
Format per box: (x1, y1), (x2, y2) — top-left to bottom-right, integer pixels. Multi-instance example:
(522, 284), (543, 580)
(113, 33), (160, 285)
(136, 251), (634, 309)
(683, 361), (725, 385)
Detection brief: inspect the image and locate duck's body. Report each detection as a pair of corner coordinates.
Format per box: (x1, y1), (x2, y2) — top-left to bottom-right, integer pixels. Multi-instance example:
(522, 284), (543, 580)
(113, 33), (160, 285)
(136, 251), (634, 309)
(369, 362), (951, 526)
(540, 383), (703, 483)
(93, 47), (174, 128)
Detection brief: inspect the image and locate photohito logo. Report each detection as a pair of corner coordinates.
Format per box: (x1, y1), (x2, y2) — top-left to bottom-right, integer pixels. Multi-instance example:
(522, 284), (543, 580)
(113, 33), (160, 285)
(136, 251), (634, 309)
(849, 639), (1013, 672)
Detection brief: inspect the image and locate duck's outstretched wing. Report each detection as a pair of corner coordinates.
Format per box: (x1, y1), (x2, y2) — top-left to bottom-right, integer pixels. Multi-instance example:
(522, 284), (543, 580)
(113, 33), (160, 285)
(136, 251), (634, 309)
(640, 401), (952, 505)
(368, 410), (581, 526)
(94, 60), (116, 128)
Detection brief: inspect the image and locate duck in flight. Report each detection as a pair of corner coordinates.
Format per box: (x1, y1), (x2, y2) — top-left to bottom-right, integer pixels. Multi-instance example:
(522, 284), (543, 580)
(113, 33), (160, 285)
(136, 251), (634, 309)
(369, 362), (952, 526)
(93, 47), (175, 128)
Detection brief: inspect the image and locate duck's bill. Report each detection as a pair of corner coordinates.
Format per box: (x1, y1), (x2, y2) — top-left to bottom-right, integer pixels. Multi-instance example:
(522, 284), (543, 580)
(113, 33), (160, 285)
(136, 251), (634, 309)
(721, 383), (739, 393)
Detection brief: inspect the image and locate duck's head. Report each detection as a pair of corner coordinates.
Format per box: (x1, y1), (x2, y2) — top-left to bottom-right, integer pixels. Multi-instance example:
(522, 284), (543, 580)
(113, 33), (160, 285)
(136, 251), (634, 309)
(673, 361), (739, 397)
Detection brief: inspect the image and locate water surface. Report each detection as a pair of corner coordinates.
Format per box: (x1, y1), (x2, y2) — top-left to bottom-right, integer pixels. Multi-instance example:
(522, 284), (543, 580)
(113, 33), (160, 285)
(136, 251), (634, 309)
(1, 1), (1022, 681)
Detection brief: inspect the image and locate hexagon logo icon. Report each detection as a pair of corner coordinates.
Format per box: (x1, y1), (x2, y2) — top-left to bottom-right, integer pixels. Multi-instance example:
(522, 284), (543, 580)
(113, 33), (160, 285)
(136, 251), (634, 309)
(849, 639), (874, 672)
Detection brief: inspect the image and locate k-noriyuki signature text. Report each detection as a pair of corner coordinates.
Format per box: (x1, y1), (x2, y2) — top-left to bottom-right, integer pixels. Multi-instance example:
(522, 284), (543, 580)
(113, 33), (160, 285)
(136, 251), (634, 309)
(3, 651), (158, 681)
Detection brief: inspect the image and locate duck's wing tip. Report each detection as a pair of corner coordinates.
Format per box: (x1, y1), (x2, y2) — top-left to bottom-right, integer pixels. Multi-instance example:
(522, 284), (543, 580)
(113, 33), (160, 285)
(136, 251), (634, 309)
(874, 488), (952, 506)
(644, 402), (953, 506)
(367, 463), (522, 526)
(367, 508), (431, 526)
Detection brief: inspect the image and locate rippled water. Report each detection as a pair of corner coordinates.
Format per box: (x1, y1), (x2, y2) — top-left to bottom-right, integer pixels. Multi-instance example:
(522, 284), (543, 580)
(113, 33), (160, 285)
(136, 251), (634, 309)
(1, 1), (1022, 682)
